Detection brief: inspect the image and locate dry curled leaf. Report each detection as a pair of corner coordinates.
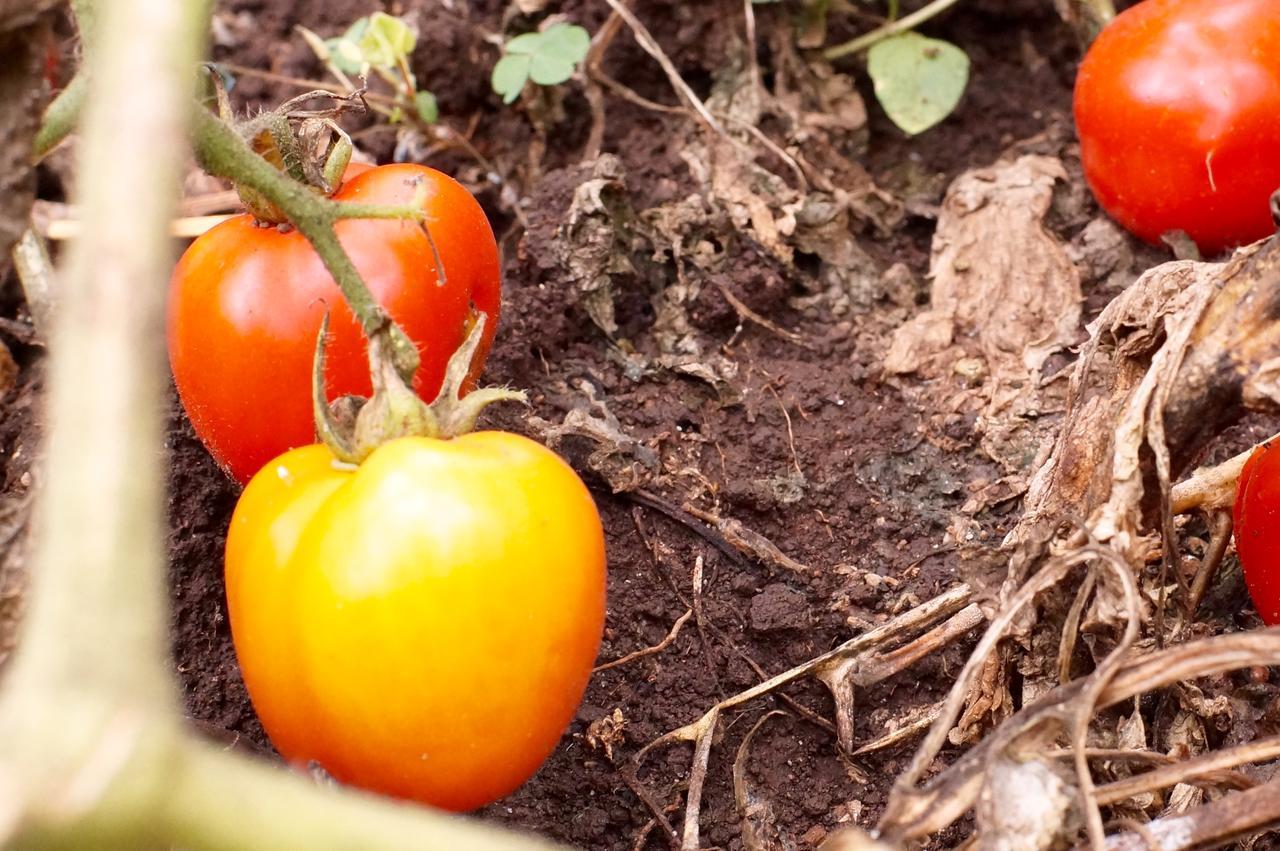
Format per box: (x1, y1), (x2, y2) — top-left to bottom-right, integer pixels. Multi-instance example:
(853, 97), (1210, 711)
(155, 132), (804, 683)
(586, 708), (626, 760)
(555, 155), (638, 336)
(527, 384), (659, 494)
(885, 155), (1083, 474)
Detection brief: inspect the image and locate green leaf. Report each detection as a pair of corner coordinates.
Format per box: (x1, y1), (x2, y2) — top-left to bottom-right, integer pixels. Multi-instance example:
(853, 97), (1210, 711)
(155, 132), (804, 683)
(528, 53), (576, 86)
(360, 12), (416, 68)
(327, 37), (367, 75)
(866, 32), (969, 135)
(340, 16), (370, 44)
(492, 54), (531, 104)
(504, 32), (544, 56)
(538, 23), (590, 64)
(414, 90), (439, 124)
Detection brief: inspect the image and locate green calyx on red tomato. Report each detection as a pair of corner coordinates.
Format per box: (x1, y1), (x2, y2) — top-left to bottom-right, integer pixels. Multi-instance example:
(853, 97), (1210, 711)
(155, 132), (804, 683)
(1073, 0), (1280, 255)
(167, 160), (501, 482)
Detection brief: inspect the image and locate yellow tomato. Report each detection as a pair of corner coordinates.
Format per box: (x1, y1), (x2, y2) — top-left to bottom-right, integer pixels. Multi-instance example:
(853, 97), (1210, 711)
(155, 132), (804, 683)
(225, 433), (607, 812)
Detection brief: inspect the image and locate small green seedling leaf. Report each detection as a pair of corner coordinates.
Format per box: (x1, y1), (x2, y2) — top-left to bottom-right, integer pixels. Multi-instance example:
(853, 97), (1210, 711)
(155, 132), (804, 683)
(504, 32), (545, 55)
(414, 90), (439, 124)
(529, 54), (576, 86)
(318, 17), (370, 75)
(539, 22), (591, 64)
(491, 23), (590, 103)
(360, 12), (416, 68)
(492, 54), (533, 104)
(326, 38), (366, 75)
(867, 31), (969, 135)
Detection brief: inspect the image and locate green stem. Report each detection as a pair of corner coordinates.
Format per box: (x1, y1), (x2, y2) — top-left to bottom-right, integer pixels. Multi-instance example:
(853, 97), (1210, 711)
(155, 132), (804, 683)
(824, 0), (962, 60)
(189, 107), (422, 384)
(33, 71), (87, 158)
(162, 741), (566, 851)
(33, 68), (429, 386)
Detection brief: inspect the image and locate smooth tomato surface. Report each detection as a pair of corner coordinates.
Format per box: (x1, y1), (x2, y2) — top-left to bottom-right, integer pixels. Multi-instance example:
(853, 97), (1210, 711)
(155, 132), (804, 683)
(168, 164), (501, 483)
(1235, 440), (1280, 623)
(225, 433), (607, 811)
(1073, 0), (1280, 254)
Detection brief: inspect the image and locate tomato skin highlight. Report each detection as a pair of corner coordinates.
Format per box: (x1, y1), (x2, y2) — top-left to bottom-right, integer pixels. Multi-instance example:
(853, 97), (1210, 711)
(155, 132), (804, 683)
(167, 164), (501, 483)
(1073, 0), (1280, 255)
(225, 433), (607, 812)
(1235, 441), (1280, 624)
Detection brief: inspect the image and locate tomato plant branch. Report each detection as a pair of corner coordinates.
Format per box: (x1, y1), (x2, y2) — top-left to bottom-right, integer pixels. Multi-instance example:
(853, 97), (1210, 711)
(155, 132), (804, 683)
(189, 107), (423, 383)
(0, 0), (209, 837)
(0, 0), (562, 846)
(823, 0), (963, 60)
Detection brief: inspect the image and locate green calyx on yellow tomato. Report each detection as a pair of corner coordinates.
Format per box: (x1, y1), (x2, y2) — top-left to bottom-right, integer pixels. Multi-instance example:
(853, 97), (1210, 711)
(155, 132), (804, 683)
(226, 306), (604, 812)
(226, 430), (607, 812)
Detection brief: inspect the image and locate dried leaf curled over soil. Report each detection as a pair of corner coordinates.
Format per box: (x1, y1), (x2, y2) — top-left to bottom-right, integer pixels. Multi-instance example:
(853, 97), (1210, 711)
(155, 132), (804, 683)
(554, 155), (638, 336)
(885, 155), (1083, 474)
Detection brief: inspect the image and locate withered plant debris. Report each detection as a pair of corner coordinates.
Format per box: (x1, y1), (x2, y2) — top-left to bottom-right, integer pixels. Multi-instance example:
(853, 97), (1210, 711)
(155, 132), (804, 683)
(634, 584), (983, 850)
(626, 179), (1280, 846)
(873, 231), (1280, 849)
(885, 154), (1083, 476)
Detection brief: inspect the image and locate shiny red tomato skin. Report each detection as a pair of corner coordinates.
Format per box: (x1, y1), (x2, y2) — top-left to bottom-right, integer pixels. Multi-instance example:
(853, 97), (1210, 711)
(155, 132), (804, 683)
(1074, 0), (1280, 255)
(1235, 441), (1280, 623)
(168, 164), (500, 483)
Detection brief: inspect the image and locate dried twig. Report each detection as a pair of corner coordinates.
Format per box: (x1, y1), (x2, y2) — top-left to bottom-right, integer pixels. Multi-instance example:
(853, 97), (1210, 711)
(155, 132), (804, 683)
(732, 710), (788, 851)
(880, 630), (1280, 842)
(681, 502), (810, 575)
(593, 608), (693, 673)
(1187, 509), (1232, 615)
(1092, 735), (1280, 805)
(1104, 778), (1280, 851)
(1171, 440), (1267, 515)
(599, 0), (725, 136)
(636, 585), (977, 849)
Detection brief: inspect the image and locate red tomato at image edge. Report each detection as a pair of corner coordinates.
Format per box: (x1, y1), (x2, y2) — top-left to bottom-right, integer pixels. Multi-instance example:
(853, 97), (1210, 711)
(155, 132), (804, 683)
(167, 164), (501, 483)
(1234, 441), (1280, 624)
(1073, 0), (1280, 255)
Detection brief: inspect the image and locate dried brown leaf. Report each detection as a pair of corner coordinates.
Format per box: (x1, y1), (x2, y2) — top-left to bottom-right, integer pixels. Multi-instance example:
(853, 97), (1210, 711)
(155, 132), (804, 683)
(885, 155), (1083, 473)
(555, 155), (638, 337)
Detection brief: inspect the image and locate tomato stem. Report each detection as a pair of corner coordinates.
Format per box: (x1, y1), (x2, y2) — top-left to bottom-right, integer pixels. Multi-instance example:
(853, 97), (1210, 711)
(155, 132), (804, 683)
(189, 107), (424, 384)
(312, 313), (525, 462)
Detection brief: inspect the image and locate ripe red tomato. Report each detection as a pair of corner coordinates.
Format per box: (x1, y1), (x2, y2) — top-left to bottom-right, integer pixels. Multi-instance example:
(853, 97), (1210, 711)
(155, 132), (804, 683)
(1073, 0), (1280, 255)
(1235, 440), (1280, 623)
(225, 434), (607, 811)
(168, 164), (500, 483)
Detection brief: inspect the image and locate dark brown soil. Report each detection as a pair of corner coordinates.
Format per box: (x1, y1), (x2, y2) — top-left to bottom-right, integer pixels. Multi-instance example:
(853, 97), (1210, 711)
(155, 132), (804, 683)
(1, 1), (1257, 849)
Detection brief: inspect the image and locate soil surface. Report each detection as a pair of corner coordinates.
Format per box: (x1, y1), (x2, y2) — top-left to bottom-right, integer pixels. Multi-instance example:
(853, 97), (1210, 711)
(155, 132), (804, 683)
(0, 1), (1267, 849)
